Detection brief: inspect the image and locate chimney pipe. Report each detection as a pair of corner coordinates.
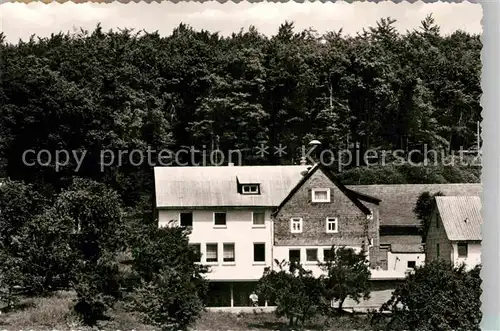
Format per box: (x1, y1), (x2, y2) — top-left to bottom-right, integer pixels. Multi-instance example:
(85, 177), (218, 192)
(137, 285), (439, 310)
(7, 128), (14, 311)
(300, 157), (307, 166)
(228, 162), (234, 166)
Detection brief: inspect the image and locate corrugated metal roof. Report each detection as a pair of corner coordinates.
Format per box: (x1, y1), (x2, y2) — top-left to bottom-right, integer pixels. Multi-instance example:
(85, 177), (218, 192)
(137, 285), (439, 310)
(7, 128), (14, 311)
(154, 165), (309, 208)
(347, 184), (482, 226)
(435, 196), (482, 241)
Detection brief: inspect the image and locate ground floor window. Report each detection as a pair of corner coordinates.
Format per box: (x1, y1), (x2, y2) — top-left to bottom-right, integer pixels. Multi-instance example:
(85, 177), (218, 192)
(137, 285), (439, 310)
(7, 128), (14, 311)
(233, 281), (265, 307)
(204, 281), (268, 307)
(204, 282), (231, 307)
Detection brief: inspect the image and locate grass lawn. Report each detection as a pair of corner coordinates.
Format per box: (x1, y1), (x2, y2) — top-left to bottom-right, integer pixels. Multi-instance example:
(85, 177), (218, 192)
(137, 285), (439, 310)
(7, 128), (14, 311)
(0, 291), (376, 330)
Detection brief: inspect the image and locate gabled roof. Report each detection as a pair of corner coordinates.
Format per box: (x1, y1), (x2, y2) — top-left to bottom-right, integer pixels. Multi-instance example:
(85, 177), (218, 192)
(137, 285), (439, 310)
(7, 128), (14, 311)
(272, 163), (377, 217)
(154, 165), (308, 208)
(346, 183), (482, 226)
(435, 196), (482, 241)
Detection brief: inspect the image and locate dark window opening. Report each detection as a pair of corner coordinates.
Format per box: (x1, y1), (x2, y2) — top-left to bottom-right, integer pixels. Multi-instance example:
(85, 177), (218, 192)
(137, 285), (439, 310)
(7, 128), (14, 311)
(214, 212), (227, 226)
(324, 249), (334, 261)
(306, 249), (318, 262)
(254, 243), (265, 262)
(289, 249), (300, 263)
(407, 261), (416, 269)
(180, 212), (193, 227)
(457, 243), (468, 257)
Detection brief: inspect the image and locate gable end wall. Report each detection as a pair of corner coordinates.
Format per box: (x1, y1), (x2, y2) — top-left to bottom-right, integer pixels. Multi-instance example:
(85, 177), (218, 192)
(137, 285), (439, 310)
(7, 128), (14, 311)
(273, 169), (380, 266)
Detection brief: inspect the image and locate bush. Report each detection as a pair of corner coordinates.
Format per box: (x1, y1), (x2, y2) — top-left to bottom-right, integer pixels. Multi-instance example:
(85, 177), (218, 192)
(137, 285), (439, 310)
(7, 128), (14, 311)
(0, 180), (70, 297)
(379, 260), (482, 331)
(257, 260), (325, 327)
(130, 226), (208, 331)
(52, 178), (127, 325)
(319, 246), (371, 314)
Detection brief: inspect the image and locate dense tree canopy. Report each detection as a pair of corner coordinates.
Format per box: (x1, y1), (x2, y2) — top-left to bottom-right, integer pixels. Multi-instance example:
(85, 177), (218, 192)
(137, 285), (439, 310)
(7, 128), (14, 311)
(0, 16), (481, 207)
(376, 260), (482, 331)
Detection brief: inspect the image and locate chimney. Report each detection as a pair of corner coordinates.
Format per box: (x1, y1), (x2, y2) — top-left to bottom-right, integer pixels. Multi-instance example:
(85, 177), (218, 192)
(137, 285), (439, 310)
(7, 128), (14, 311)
(300, 156), (307, 166)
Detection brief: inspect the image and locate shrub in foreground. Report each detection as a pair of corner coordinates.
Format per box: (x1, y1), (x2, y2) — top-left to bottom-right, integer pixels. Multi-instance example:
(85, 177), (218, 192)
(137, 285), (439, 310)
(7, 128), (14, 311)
(378, 260), (482, 331)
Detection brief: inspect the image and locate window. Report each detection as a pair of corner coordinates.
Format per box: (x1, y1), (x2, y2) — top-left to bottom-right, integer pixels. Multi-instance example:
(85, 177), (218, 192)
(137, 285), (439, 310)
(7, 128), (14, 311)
(223, 243), (235, 263)
(436, 243), (440, 257)
(312, 188), (330, 202)
(242, 184), (260, 194)
(289, 249), (301, 263)
(407, 261), (416, 269)
(180, 212), (193, 227)
(323, 248), (334, 261)
(290, 218), (303, 233)
(253, 243), (265, 262)
(252, 212), (265, 226)
(306, 249), (318, 262)
(206, 243), (218, 263)
(457, 243), (468, 257)
(326, 217), (338, 233)
(214, 212), (227, 226)
(190, 243), (201, 262)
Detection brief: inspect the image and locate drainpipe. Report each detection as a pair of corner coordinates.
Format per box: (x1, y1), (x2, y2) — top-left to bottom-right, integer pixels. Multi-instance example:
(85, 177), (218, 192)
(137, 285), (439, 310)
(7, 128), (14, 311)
(270, 210), (274, 272)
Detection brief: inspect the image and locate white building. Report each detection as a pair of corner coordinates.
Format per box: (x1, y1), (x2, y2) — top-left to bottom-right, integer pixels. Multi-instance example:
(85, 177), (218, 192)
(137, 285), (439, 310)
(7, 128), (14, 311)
(154, 164), (309, 307)
(154, 164), (482, 308)
(425, 196), (482, 270)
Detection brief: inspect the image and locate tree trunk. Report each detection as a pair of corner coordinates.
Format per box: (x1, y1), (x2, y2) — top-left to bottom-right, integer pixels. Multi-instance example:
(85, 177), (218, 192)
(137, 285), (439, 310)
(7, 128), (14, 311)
(338, 297), (346, 314)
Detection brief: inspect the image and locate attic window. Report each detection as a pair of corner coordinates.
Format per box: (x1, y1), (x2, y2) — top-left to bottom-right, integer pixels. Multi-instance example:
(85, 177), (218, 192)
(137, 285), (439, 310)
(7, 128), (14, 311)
(241, 184), (260, 195)
(312, 188), (330, 202)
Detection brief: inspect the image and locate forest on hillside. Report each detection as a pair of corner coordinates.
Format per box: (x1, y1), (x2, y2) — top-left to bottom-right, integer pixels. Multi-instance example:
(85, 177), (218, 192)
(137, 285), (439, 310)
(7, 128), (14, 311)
(0, 15), (482, 209)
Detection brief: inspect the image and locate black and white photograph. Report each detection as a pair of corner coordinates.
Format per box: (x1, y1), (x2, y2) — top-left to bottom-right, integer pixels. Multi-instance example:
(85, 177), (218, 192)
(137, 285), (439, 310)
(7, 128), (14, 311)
(0, 1), (485, 330)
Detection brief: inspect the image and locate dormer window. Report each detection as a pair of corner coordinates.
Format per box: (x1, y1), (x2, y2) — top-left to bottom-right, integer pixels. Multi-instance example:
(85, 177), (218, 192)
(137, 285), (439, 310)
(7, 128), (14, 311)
(241, 184), (260, 195)
(312, 188), (330, 203)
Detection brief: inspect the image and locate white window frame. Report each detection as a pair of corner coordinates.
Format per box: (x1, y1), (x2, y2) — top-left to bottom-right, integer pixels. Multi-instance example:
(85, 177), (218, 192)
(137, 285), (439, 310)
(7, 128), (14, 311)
(326, 217), (338, 233)
(290, 218), (303, 233)
(312, 188), (331, 203)
(252, 211), (266, 228)
(242, 184), (259, 194)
